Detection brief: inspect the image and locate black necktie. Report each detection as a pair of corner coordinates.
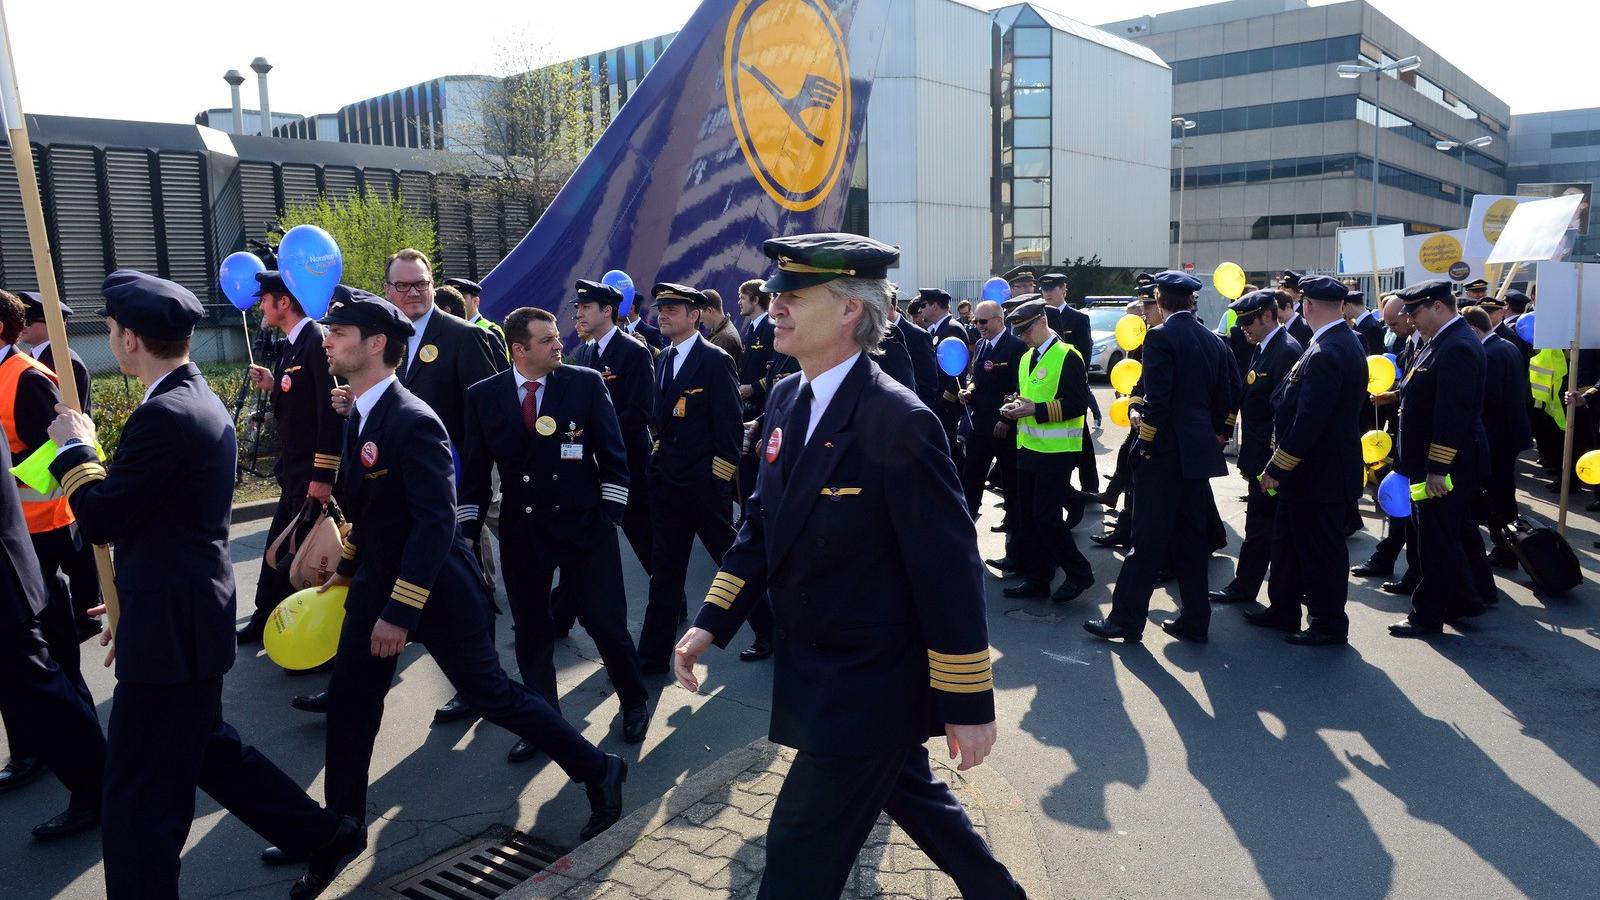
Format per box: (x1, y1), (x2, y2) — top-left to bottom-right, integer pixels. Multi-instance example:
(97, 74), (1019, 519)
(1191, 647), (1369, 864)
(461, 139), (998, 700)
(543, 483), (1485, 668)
(782, 382), (813, 480)
(660, 347), (678, 393)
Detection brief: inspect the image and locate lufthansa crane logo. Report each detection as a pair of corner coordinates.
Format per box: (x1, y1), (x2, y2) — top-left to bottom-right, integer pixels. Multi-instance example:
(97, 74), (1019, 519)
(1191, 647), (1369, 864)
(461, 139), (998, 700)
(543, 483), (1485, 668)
(724, 0), (851, 212)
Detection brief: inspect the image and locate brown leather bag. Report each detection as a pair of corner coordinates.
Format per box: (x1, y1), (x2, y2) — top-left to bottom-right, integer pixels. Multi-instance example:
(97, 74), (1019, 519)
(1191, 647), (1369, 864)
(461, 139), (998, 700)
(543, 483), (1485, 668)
(266, 498), (350, 591)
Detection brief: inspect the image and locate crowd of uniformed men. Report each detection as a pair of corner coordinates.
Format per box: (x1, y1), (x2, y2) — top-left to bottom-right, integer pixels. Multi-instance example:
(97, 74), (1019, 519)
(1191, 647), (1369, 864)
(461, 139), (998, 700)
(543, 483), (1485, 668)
(0, 226), (1585, 898)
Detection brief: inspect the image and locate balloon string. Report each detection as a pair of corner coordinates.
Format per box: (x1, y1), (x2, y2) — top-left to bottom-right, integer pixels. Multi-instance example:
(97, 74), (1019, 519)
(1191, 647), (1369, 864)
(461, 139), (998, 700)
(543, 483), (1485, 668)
(242, 310), (255, 367)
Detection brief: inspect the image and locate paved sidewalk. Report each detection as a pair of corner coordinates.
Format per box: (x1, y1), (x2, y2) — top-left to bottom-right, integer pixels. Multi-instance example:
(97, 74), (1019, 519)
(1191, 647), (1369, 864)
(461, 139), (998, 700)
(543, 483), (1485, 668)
(508, 739), (1050, 899)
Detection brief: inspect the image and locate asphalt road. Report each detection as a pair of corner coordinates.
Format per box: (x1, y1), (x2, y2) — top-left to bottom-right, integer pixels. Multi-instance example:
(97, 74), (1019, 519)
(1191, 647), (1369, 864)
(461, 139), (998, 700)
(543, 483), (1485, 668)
(3, 385), (1598, 899)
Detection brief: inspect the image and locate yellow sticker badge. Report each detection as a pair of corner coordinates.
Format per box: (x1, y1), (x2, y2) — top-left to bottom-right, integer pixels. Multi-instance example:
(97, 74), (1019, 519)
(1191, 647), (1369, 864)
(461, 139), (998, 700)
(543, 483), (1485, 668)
(418, 344), (439, 364)
(534, 416), (557, 437)
(725, 0), (850, 213)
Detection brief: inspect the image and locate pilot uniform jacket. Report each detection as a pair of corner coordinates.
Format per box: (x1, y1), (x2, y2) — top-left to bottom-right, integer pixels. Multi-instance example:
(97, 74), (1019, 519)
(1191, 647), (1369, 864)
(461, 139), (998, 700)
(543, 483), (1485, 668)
(967, 330), (1026, 433)
(459, 366), (629, 557)
(400, 308), (505, 447)
(1285, 312), (1314, 349)
(739, 313), (776, 414)
(1397, 317), (1489, 486)
(334, 380), (492, 641)
(573, 328), (653, 451)
(1496, 319), (1533, 359)
(1046, 304), (1093, 364)
(926, 315), (969, 404)
(1481, 332), (1533, 458)
(33, 344), (91, 415)
(1133, 312), (1241, 480)
(1235, 327), (1303, 479)
(50, 365), (236, 684)
(270, 320), (343, 490)
(1352, 312), (1387, 356)
(692, 354), (994, 753)
(895, 317), (940, 410)
(1015, 336), (1091, 474)
(1261, 323), (1366, 504)
(875, 323), (917, 394)
(650, 335), (742, 491)
(625, 316), (666, 351)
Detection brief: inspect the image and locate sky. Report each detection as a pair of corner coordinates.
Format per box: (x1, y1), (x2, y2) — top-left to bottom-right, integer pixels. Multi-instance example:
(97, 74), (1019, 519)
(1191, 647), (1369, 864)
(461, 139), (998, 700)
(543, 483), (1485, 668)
(7, 0), (1595, 126)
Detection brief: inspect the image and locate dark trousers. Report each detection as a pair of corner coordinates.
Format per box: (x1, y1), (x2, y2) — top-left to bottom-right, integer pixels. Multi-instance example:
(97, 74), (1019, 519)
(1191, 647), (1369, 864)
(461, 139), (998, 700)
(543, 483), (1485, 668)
(102, 678), (336, 899)
(1073, 433), (1100, 497)
(2, 533), (85, 762)
(1103, 434), (1137, 509)
(1013, 465), (1092, 589)
(758, 744), (1015, 900)
(249, 489), (305, 629)
(1531, 404), (1564, 470)
(620, 433), (655, 574)
(61, 525), (100, 621)
(503, 529), (648, 713)
(961, 424), (1015, 521)
(640, 479), (735, 669)
(1481, 447), (1519, 550)
(1223, 476), (1277, 601)
(0, 613), (102, 802)
(1107, 456), (1213, 634)
(1265, 499), (1349, 636)
(934, 401), (966, 472)
(1410, 485), (1493, 626)
(325, 615), (606, 823)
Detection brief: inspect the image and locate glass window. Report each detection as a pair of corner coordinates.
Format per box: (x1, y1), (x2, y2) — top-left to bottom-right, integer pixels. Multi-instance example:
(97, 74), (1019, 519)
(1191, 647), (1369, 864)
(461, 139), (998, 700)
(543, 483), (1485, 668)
(1297, 157), (1324, 178)
(1013, 177), (1049, 206)
(1191, 110), (1222, 135)
(1014, 208), (1049, 236)
(1246, 159), (1270, 183)
(1014, 88), (1050, 117)
(1221, 162), (1247, 185)
(1247, 103), (1273, 131)
(1014, 58), (1051, 88)
(1014, 149), (1050, 178)
(1327, 35), (1360, 64)
(1199, 55), (1225, 80)
(1272, 158), (1299, 180)
(1246, 47), (1273, 74)
(1272, 44), (1299, 69)
(1251, 217), (1270, 240)
(1172, 58), (1200, 83)
(1223, 51), (1248, 78)
(1324, 155), (1355, 176)
(1299, 39), (1327, 66)
(1197, 168), (1221, 188)
(1269, 215), (1293, 239)
(1014, 118), (1050, 147)
(1299, 97), (1326, 124)
(1271, 101), (1298, 128)
(1013, 27), (1051, 57)
(1013, 238), (1049, 266)
(1326, 94), (1357, 121)
(999, 180), (1011, 205)
(1223, 107), (1248, 132)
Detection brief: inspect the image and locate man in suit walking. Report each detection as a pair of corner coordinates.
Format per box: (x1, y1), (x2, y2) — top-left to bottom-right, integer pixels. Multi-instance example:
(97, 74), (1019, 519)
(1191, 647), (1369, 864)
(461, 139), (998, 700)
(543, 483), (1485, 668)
(674, 232), (1023, 900)
(918, 289), (969, 467)
(959, 300), (1025, 525)
(47, 271), (360, 898)
(1086, 271), (1241, 643)
(1464, 305), (1532, 569)
(737, 279), (776, 419)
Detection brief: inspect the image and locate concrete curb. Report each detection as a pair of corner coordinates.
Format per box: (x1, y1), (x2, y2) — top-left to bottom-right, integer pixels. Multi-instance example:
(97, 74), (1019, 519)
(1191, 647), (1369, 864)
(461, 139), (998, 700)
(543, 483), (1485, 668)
(232, 497), (278, 524)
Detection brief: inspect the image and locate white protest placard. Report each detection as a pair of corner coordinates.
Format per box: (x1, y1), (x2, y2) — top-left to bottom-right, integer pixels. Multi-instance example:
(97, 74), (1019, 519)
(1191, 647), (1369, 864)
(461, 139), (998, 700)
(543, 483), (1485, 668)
(1462, 194), (1537, 261)
(1402, 229), (1487, 284)
(1336, 224), (1404, 274)
(1531, 262), (1600, 350)
(1485, 193), (1584, 264)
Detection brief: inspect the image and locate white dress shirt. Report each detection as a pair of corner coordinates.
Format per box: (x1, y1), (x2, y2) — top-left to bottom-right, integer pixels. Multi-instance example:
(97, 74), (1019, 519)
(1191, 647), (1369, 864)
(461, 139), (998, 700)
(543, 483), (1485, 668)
(796, 352), (861, 442)
(352, 375), (398, 435)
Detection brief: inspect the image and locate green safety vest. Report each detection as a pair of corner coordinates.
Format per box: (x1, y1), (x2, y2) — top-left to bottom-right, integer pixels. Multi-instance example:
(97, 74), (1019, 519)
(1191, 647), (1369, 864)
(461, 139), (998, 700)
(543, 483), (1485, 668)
(472, 315), (510, 360)
(1529, 349), (1567, 430)
(1016, 339), (1085, 454)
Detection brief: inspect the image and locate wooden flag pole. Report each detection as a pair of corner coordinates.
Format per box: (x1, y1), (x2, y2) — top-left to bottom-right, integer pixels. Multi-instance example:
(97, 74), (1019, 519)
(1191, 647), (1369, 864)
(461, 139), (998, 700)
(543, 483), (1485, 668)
(1557, 263), (1585, 536)
(0, 0), (119, 632)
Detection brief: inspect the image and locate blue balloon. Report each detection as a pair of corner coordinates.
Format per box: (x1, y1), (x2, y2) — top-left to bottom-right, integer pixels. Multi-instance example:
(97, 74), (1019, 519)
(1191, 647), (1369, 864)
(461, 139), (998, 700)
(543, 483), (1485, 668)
(936, 336), (970, 377)
(602, 269), (636, 317)
(1516, 312), (1536, 343)
(1384, 352), (1399, 381)
(218, 251), (266, 311)
(1377, 471), (1411, 519)
(981, 277), (1011, 303)
(277, 225), (342, 319)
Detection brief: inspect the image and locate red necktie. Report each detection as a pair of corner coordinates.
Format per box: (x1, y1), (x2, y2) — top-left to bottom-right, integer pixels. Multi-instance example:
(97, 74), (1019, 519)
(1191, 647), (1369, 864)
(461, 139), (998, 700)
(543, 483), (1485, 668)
(522, 381), (539, 432)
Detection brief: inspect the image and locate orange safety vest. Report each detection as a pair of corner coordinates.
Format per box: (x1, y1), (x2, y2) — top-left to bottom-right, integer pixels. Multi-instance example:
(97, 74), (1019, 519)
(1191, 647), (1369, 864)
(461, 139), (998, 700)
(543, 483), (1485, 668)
(0, 350), (76, 533)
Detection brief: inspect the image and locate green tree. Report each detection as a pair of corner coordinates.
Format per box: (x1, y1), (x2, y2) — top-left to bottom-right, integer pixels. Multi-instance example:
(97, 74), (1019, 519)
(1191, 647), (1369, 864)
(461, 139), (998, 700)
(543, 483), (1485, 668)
(1055, 254), (1138, 303)
(277, 192), (439, 294)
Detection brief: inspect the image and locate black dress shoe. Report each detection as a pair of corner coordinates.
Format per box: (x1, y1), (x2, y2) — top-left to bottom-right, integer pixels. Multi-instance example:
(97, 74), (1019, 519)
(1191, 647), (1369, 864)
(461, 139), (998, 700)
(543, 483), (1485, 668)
(738, 640), (773, 662)
(1002, 582), (1049, 599)
(1242, 609), (1300, 633)
(1050, 580), (1092, 603)
(984, 557), (1018, 573)
(507, 739), (543, 764)
(622, 705), (650, 744)
(1486, 546), (1518, 570)
(579, 755), (627, 842)
(1286, 630), (1347, 646)
(1379, 579), (1417, 595)
(290, 815), (365, 899)
(1388, 618), (1442, 638)
(236, 619), (266, 644)
(1160, 620), (1208, 643)
(31, 806), (99, 841)
(0, 757), (42, 794)
(1208, 590), (1248, 604)
(1083, 618), (1142, 642)
(261, 845), (306, 866)
(1350, 560), (1393, 578)
(1089, 533), (1128, 549)
(433, 694), (476, 724)
(291, 690), (330, 714)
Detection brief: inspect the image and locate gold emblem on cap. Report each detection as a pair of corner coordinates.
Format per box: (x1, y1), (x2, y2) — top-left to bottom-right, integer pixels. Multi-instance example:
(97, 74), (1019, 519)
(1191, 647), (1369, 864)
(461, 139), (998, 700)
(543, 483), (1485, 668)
(534, 415), (557, 437)
(418, 344), (438, 363)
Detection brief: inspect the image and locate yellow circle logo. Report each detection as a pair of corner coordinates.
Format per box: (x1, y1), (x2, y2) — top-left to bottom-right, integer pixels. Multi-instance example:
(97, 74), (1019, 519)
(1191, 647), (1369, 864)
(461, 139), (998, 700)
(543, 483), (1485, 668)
(724, 0), (851, 212)
(1482, 198), (1520, 243)
(1418, 234), (1463, 274)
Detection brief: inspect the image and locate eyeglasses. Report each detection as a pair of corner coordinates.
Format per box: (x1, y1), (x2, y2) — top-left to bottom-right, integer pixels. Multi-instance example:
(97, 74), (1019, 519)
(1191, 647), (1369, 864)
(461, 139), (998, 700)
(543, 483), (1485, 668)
(386, 280), (433, 294)
(975, 317), (993, 325)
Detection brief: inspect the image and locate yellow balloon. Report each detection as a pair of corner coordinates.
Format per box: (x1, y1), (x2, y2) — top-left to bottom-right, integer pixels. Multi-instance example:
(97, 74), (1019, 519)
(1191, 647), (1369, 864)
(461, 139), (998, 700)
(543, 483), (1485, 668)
(1110, 396), (1133, 428)
(1366, 355), (1396, 394)
(1577, 450), (1600, 485)
(1363, 466), (1371, 488)
(1360, 430), (1393, 466)
(1110, 358), (1143, 396)
(264, 585), (348, 671)
(1114, 314), (1147, 352)
(1213, 262), (1247, 301)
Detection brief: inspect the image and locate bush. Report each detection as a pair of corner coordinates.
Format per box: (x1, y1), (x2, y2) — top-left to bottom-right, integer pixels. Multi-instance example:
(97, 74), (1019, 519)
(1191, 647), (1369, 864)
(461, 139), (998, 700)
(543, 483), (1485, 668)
(278, 193), (440, 294)
(90, 363), (279, 465)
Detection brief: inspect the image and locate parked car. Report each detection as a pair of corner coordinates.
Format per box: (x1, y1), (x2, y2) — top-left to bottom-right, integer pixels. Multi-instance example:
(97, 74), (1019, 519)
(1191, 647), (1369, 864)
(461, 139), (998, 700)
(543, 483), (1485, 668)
(1082, 297), (1136, 379)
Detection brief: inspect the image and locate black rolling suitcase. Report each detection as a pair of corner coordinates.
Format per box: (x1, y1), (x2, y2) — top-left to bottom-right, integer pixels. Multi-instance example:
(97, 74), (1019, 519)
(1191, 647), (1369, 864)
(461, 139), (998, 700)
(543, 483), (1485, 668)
(1504, 516), (1582, 594)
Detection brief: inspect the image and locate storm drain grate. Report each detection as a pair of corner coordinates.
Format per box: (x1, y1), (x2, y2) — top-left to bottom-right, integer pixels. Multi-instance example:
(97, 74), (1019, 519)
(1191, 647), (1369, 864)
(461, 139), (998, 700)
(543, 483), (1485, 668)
(378, 828), (570, 900)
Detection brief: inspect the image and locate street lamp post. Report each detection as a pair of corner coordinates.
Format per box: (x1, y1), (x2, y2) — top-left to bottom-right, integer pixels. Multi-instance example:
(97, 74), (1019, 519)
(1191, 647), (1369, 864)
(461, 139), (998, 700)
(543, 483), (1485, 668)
(1338, 55), (1421, 226)
(1172, 116), (1195, 268)
(1435, 135), (1494, 217)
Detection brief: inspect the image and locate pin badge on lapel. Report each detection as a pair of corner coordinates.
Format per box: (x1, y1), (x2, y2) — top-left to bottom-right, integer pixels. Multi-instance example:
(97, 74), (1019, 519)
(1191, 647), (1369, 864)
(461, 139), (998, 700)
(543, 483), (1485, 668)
(280, 374), (292, 392)
(673, 396), (687, 418)
(534, 415), (557, 437)
(418, 344), (439, 363)
(360, 441), (379, 468)
(765, 427), (783, 463)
